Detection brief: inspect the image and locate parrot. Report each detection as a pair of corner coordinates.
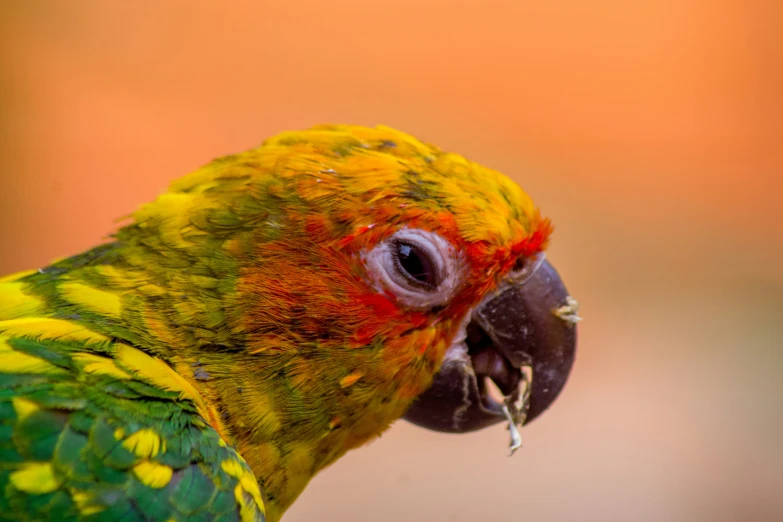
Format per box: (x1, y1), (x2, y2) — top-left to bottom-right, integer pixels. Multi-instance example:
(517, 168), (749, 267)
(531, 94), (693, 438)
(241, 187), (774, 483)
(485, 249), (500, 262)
(0, 125), (579, 522)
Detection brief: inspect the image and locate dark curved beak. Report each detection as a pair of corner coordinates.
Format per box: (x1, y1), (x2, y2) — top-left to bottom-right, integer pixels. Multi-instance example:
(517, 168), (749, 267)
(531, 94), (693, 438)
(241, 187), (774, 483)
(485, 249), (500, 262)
(403, 258), (578, 441)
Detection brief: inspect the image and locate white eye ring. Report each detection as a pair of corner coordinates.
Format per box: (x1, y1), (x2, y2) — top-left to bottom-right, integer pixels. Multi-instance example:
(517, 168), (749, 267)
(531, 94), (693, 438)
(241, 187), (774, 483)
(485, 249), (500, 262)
(362, 228), (463, 310)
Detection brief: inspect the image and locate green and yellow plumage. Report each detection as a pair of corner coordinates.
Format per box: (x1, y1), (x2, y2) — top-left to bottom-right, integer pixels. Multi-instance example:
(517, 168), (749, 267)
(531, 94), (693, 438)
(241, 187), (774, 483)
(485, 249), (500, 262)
(0, 125), (551, 521)
(0, 271), (265, 522)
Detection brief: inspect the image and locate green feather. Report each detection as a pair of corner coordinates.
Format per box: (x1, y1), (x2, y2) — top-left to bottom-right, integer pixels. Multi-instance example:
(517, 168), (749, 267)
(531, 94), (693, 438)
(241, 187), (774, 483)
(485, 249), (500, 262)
(12, 409), (67, 460)
(170, 464), (218, 514)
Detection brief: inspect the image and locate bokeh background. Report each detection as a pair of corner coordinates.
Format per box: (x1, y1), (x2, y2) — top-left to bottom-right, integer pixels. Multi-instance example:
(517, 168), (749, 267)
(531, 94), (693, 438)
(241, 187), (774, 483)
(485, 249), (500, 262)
(1, 1), (781, 521)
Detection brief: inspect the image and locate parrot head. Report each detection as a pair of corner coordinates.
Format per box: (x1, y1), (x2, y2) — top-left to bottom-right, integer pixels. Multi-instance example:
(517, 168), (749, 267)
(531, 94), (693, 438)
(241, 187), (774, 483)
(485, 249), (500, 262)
(108, 124), (577, 515)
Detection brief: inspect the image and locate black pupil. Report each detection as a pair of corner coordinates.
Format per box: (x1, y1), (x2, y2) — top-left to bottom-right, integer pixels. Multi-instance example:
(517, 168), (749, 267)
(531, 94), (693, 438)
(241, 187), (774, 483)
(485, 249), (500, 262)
(396, 242), (436, 287)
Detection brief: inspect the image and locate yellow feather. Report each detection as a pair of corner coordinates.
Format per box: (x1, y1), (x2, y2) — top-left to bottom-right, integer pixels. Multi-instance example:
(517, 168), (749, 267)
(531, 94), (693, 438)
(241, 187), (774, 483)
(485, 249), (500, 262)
(12, 397), (39, 421)
(0, 339), (64, 375)
(234, 484), (264, 522)
(222, 453), (270, 513)
(71, 491), (104, 516)
(115, 343), (210, 417)
(10, 463), (61, 494)
(122, 428), (165, 458)
(72, 353), (132, 380)
(59, 281), (122, 318)
(134, 193), (217, 250)
(240, 468), (265, 514)
(94, 265), (144, 290)
(221, 458), (245, 478)
(132, 460), (173, 489)
(0, 282), (44, 320)
(0, 317), (109, 345)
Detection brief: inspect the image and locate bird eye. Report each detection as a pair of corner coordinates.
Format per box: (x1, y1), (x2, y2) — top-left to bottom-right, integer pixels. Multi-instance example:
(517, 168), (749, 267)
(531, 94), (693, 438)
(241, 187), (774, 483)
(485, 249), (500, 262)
(393, 240), (439, 289)
(362, 228), (463, 310)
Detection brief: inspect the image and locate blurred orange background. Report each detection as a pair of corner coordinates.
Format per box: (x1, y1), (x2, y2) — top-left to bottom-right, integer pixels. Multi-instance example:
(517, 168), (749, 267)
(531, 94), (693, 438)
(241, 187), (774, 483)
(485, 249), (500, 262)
(1, 1), (781, 521)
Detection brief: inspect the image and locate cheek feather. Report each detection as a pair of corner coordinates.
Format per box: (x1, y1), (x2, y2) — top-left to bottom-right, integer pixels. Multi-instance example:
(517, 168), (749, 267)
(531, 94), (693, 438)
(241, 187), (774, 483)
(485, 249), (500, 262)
(304, 214), (332, 239)
(350, 293), (429, 347)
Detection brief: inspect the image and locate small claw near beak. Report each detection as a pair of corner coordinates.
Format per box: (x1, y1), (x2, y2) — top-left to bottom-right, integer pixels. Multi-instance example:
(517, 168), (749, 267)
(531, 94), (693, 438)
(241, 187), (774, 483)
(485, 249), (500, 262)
(404, 258), (577, 451)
